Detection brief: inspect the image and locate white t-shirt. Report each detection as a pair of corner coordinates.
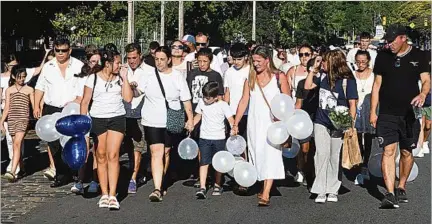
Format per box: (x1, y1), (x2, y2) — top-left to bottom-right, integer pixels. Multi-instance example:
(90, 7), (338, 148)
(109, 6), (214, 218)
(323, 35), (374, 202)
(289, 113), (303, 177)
(1, 75), (10, 110)
(75, 76), (88, 97)
(172, 61), (187, 79)
(223, 65), (249, 115)
(138, 69), (191, 128)
(346, 48), (377, 69)
(195, 99), (233, 140)
(279, 63), (293, 74)
(24, 67), (36, 84)
(127, 63), (153, 109)
(287, 53), (300, 66)
(85, 74), (125, 118)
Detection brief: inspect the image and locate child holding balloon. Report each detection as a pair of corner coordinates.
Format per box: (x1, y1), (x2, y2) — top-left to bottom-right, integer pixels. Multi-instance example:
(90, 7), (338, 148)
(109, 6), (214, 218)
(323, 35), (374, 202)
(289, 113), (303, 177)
(0, 65), (35, 182)
(193, 81), (234, 199)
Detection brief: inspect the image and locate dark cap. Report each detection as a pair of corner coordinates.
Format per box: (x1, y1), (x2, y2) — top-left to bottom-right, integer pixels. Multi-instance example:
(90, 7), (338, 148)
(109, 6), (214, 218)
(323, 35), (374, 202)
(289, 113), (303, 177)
(383, 24), (407, 43)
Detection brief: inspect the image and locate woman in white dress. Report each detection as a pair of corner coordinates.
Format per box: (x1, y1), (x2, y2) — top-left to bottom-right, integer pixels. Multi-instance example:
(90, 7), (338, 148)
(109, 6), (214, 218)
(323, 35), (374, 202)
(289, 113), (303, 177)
(232, 45), (289, 206)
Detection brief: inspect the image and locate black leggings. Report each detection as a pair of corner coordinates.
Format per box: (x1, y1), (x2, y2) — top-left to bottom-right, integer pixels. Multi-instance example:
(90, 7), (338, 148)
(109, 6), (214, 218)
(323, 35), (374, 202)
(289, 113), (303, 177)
(357, 132), (375, 167)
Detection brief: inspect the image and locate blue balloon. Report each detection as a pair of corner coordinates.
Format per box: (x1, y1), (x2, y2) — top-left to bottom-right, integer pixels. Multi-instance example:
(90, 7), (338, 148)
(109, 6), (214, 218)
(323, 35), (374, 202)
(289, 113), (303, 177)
(62, 135), (87, 170)
(56, 115), (92, 137)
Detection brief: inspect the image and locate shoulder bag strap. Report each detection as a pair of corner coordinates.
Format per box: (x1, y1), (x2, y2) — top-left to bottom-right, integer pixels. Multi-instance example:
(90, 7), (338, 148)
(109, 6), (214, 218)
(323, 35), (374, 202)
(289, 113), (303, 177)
(154, 68), (170, 108)
(88, 74), (97, 113)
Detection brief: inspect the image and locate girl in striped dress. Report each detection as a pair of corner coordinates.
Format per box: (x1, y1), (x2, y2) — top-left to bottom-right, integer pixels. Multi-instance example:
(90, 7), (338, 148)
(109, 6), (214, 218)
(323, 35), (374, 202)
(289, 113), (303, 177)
(0, 65), (35, 182)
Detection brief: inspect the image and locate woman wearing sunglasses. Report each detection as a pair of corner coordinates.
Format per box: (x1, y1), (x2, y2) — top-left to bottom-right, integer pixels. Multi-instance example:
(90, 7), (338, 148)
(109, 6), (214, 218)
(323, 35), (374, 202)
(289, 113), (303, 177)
(287, 44), (314, 101)
(171, 40), (187, 76)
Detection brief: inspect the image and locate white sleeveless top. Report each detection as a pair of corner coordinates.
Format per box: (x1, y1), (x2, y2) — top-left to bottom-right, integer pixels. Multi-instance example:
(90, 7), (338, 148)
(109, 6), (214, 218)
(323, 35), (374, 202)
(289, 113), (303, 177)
(291, 66), (307, 100)
(354, 71), (374, 107)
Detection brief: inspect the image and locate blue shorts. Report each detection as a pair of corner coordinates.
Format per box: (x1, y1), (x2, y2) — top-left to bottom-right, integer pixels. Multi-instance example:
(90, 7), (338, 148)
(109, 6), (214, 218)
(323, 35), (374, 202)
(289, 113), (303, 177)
(199, 139), (226, 166)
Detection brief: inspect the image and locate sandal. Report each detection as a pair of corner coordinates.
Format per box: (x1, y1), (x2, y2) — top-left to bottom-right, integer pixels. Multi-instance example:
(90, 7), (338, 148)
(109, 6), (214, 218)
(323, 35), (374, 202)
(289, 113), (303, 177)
(149, 189), (163, 202)
(97, 195), (109, 208)
(237, 186), (248, 195)
(257, 193), (263, 199)
(108, 196), (120, 210)
(4, 171), (16, 183)
(258, 198), (270, 206)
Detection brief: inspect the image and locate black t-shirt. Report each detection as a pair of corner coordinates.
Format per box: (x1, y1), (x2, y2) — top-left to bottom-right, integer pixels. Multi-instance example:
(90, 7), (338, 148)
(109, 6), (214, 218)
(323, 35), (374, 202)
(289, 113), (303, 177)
(295, 77), (319, 118)
(144, 54), (156, 68)
(373, 47), (429, 116)
(186, 68), (224, 110)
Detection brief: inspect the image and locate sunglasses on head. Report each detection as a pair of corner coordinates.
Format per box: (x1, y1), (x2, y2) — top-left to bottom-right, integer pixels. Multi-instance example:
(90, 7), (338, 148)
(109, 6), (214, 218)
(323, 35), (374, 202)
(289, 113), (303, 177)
(171, 45), (184, 50)
(54, 48), (70, 53)
(394, 57), (401, 68)
(196, 42), (207, 46)
(299, 53), (311, 57)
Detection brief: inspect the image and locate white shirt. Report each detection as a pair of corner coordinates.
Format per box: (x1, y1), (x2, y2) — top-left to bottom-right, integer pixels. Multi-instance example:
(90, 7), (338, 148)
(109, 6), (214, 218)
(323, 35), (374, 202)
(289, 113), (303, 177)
(224, 65), (249, 115)
(35, 57), (84, 108)
(272, 49), (283, 69)
(138, 69), (191, 128)
(195, 99), (233, 140)
(184, 51), (223, 76)
(127, 62), (153, 109)
(85, 74), (125, 118)
(75, 76), (88, 97)
(279, 63), (293, 74)
(287, 53), (300, 66)
(1, 75), (10, 109)
(24, 68), (36, 84)
(172, 60), (187, 79)
(346, 48), (377, 69)
(354, 71), (375, 107)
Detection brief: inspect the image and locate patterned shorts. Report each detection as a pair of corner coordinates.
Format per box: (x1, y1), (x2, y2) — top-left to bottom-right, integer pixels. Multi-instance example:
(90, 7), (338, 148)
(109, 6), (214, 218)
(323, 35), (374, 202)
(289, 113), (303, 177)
(7, 120), (28, 136)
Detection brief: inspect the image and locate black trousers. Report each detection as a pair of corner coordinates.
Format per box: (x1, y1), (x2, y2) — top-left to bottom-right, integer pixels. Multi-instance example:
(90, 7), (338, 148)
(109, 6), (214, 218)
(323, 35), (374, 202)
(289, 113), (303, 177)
(42, 105), (72, 181)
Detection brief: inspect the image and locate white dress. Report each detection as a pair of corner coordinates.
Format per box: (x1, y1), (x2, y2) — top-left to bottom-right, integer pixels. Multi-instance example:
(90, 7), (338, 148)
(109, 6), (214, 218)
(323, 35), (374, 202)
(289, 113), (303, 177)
(247, 75), (285, 181)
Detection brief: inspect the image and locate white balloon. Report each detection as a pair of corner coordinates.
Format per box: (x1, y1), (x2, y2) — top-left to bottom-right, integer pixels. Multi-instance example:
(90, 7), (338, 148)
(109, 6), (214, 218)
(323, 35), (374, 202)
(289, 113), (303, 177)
(226, 135), (246, 155)
(178, 138), (199, 160)
(233, 161), (258, 187)
(228, 156), (245, 177)
(267, 121), (290, 145)
(60, 135), (72, 147)
(270, 94), (295, 121)
(368, 153), (383, 177)
(412, 145), (422, 157)
(212, 151), (235, 173)
(285, 114), (313, 140)
(35, 115), (61, 142)
(61, 102), (80, 117)
(282, 138), (300, 158)
(396, 162), (419, 182)
(294, 109), (310, 118)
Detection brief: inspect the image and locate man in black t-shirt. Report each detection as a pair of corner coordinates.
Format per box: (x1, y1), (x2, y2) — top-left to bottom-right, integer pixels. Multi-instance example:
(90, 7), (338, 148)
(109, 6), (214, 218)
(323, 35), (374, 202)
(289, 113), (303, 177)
(370, 24), (431, 209)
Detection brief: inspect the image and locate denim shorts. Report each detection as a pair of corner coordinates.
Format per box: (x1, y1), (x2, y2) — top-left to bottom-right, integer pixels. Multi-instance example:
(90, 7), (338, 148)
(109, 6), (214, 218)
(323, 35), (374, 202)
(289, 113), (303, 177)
(199, 139), (226, 166)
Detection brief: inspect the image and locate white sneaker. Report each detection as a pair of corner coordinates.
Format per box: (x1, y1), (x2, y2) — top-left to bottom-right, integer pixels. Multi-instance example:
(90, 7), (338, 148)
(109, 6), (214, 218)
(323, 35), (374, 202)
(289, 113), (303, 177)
(415, 147), (424, 158)
(354, 174), (364, 185)
(315, 194), (326, 203)
(295, 172), (304, 183)
(423, 142), (430, 154)
(327, 194), (338, 202)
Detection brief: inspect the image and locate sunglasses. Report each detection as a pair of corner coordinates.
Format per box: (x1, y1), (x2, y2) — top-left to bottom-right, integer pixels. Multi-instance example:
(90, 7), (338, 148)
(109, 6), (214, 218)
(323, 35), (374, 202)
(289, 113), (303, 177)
(394, 57), (401, 68)
(54, 48), (70, 53)
(6, 64), (17, 68)
(196, 42), (207, 46)
(171, 45), (184, 50)
(299, 53), (311, 57)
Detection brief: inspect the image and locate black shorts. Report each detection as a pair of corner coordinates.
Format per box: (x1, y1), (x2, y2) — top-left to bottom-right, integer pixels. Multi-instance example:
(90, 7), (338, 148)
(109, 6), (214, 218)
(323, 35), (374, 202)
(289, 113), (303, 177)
(376, 114), (420, 150)
(91, 115), (126, 136)
(199, 139), (226, 166)
(123, 118), (147, 153)
(143, 126), (173, 147)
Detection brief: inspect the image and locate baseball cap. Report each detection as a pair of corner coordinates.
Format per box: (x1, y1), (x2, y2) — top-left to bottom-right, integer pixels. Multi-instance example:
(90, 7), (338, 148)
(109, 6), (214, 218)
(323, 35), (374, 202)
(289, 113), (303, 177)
(182, 35), (196, 45)
(383, 24), (407, 43)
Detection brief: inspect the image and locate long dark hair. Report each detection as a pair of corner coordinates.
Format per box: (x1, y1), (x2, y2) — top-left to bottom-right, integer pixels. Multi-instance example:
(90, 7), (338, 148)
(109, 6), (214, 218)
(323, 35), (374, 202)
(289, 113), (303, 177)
(92, 49), (120, 75)
(75, 49), (102, 78)
(9, 65), (26, 87)
(3, 54), (18, 72)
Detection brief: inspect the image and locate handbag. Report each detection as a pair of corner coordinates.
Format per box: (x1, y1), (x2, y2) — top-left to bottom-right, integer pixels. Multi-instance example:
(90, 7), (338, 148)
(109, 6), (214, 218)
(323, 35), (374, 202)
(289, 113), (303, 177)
(341, 128), (363, 169)
(154, 68), (185, 134)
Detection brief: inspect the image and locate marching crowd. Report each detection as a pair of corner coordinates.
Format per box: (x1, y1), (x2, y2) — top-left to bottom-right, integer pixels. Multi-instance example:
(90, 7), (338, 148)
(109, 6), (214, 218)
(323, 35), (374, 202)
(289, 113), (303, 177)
(0, 23), (430, 210)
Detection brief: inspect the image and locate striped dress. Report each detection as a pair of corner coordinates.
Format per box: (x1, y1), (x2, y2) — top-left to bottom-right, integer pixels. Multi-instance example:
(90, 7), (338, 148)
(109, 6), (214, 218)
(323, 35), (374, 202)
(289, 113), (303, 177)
(7, 88), (29, 136)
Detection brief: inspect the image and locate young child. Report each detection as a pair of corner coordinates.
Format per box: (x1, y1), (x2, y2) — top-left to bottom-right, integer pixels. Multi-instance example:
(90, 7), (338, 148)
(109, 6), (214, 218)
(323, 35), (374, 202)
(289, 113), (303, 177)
(0, 65), (35, 182)
(193, 81), (234, 199)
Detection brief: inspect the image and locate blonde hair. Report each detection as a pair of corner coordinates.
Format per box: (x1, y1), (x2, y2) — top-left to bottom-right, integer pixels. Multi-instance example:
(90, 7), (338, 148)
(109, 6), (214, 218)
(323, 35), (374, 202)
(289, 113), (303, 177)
(248, 45), (279, 91)
(322, 49), (354, 90)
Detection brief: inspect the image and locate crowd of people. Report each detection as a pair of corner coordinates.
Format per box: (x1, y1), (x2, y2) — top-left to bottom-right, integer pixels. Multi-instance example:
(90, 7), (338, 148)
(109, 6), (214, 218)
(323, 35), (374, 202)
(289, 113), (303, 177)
(0, 23), (430, 210)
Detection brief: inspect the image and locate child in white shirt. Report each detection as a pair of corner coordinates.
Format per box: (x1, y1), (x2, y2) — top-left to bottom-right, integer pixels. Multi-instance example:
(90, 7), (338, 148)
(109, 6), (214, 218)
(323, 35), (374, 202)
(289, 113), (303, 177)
(193, 81), (234, 199)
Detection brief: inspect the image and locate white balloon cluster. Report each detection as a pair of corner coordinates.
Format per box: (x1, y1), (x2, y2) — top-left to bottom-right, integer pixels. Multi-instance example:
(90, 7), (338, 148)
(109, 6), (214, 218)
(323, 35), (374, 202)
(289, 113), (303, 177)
(267, 94), (314, 147)
(368, 148), (418, 182)
(35, 103), (81, 143)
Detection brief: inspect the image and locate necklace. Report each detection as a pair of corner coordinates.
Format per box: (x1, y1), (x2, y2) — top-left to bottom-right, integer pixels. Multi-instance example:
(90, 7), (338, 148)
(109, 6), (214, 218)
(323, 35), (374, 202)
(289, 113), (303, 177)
(355, 70), (370, 92)
(15, 85), (24, 92)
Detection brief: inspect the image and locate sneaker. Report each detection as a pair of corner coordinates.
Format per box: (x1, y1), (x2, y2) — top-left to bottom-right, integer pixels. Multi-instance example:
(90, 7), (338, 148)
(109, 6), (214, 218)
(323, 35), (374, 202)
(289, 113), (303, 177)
(423, 142), (430, 154)
(196, 188), (207, 199)
(212, 186), (223, 196)
(327, 194), (338, 202)
(128, 180), (137, 194)
(396, 188), (408, 203)
(194, 178), (200, 188)
(381, 192), (399, 209)
(354, 174), (364, 185)
(88, 181), (99, 194)
(295, 172), (304, 183)
(71, 182), (84, 195)
(315, 194), (326, 203)
(414, 146), (424, 158)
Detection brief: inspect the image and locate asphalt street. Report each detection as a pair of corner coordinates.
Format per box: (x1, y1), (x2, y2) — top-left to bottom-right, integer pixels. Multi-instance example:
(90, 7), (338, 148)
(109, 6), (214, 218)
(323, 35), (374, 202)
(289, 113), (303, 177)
(17, 154), (431, 224)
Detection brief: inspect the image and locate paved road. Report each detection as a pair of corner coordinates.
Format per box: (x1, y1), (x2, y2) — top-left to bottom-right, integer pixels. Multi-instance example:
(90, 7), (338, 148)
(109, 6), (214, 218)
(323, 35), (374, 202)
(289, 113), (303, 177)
(14, 154), (431, 224)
